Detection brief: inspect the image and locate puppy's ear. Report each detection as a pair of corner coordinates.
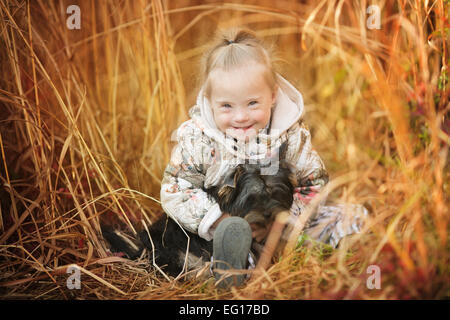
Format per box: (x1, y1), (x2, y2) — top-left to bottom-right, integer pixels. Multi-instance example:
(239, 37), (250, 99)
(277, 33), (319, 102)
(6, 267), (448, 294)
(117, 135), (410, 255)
(217, 166), (244, 205)
(217, 185), (234, 204)
(233, 165), (245, 186)
(277, 143), (297, 187)
(288, 171), (298, 188)
(222, 170), (236, 189)
(221, 165), (245, 188)
(279, 141), (289, 161)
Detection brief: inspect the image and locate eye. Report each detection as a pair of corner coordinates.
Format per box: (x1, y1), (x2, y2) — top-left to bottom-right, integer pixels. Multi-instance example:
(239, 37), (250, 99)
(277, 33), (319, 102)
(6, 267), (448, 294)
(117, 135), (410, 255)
(248, 100), (258, 106)
(222, 103), (232, 108)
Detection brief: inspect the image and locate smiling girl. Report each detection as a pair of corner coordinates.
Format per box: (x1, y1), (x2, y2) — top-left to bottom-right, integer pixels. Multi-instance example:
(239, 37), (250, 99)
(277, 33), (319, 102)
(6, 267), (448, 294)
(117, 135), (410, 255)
(160, 28), (368, 288)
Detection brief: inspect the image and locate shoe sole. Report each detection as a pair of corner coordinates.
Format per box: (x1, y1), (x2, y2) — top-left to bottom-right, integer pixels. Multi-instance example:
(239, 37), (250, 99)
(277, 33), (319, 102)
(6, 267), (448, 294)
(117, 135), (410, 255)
(213, 216), (252, 288)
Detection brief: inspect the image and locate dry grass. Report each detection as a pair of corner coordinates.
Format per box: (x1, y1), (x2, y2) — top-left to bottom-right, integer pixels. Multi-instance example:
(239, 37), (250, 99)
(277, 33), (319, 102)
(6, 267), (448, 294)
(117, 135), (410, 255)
(0, 0), (448, 300)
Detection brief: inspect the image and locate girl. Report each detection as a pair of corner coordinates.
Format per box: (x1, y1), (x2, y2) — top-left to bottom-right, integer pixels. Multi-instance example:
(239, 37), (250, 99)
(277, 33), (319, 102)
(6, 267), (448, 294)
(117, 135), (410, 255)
(160, 28), (368, 288)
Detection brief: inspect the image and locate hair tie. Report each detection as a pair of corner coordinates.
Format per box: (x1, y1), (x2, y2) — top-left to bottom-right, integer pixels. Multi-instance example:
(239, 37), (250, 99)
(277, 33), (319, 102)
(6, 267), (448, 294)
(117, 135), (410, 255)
(226, 39), (234, 45)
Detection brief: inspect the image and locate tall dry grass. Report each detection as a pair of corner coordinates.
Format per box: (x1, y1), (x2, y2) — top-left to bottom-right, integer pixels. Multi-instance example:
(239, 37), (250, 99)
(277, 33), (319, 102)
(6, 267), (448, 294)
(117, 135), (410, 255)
(0, 0), (448, 299)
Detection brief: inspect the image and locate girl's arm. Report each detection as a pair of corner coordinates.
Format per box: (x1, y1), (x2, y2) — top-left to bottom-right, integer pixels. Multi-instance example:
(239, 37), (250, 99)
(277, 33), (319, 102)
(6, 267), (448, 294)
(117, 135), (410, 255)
(160, 121), (223, 241)
(286, 122), (329, 214)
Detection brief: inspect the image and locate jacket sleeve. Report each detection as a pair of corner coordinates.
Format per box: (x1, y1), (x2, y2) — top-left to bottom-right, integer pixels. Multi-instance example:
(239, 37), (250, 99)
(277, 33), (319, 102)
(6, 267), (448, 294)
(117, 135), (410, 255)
(286, 121), (329, 216)
(160, 121), (222, 241)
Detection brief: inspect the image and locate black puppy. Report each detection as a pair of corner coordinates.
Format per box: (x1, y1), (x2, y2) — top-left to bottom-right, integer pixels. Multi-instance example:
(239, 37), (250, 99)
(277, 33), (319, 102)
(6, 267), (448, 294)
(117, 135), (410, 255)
(101, 144), (295, 277)
(101, 217), (213, 276)
(207, 162), (294, 229)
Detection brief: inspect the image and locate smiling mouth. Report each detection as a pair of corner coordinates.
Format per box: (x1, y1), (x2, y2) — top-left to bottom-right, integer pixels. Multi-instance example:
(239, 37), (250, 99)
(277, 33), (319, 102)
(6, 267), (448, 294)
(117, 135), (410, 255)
(233, 125), (254, 131)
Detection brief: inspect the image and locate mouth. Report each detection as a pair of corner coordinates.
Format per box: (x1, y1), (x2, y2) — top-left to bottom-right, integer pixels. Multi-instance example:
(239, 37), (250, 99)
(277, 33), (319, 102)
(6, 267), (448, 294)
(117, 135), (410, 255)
(232, 125), (254, 132)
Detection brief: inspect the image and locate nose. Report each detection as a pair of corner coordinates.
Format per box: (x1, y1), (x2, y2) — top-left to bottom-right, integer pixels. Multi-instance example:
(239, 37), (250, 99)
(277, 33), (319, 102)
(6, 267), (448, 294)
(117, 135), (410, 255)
(233, 108), (249, 123)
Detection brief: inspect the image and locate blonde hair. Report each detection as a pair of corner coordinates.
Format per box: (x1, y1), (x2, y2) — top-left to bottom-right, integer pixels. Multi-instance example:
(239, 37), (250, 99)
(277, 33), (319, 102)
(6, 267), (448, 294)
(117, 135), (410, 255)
(200, 28), (279, 99)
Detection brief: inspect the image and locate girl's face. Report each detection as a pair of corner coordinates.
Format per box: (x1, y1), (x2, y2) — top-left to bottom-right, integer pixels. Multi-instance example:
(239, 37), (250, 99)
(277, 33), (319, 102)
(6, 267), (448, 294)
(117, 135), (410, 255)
(208, 62), (277, 141)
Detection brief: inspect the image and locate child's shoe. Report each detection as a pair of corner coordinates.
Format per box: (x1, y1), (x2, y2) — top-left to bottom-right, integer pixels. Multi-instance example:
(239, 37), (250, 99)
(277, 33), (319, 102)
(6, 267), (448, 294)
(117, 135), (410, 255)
(212, 216), (252, 288)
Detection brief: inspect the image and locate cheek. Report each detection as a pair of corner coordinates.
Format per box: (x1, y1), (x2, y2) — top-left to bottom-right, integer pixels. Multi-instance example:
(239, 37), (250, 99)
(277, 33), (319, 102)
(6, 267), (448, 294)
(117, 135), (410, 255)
(252, 109), (271, 126)
(213, 111), (231, 129)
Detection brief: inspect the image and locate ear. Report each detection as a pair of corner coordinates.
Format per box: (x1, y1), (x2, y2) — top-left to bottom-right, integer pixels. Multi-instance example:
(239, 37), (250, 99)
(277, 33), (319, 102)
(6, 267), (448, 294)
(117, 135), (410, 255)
(279, 141), (289, 161)
(233, 165), (245, 186)
(278, 142), (297, 186)
(271, 85), (279, 105)
(217, 165), (244, 200)
(217, 185), (234, 204)
(288, 171), (298, 188)
(222, 170), (236, 188)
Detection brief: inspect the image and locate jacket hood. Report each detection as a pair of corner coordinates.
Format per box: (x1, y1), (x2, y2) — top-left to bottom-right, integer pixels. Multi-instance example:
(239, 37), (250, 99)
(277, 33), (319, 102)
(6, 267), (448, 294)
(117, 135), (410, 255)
(189, 74), (305, 188)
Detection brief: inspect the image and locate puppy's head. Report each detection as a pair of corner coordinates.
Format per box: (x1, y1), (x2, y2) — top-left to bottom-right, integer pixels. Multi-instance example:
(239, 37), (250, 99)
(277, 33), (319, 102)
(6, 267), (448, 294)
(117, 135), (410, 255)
(210, 143), (296, 227)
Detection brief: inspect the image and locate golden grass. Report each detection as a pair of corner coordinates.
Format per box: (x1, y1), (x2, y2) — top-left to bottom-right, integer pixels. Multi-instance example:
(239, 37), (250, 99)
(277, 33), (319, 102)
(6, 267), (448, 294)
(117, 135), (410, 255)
(0, 0), (448, 299)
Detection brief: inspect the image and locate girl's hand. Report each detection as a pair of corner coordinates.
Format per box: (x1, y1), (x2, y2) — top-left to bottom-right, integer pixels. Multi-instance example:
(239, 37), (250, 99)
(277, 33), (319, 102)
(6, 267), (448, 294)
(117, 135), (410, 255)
(250, 223), (270, 243)
(211, 213), (231, 229)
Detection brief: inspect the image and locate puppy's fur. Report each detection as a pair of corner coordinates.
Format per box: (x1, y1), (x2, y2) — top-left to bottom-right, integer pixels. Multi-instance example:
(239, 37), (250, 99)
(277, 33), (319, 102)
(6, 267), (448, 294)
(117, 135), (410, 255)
(207, 162), (295, 228)
(101, 143), (295, 276)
